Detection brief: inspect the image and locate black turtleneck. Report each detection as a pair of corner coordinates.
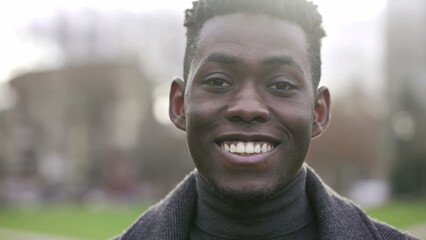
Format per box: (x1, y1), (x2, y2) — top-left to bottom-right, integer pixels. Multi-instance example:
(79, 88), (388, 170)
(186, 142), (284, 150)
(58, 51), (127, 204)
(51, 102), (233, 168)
(190, 166), (318, 240)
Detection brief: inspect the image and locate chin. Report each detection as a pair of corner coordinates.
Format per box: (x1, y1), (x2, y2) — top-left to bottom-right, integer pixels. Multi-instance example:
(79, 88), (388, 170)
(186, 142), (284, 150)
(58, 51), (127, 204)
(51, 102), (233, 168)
(208, 177), (280, 205)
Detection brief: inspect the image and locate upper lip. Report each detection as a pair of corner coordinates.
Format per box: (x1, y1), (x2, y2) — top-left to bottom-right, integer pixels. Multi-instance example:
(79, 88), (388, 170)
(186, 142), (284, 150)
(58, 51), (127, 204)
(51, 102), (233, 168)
(214, 132), (281, 144)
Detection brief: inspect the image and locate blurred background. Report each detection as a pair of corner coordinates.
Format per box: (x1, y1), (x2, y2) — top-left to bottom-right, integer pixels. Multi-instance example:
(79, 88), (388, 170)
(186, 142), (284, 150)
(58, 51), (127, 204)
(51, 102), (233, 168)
(0, 0), (425, 239)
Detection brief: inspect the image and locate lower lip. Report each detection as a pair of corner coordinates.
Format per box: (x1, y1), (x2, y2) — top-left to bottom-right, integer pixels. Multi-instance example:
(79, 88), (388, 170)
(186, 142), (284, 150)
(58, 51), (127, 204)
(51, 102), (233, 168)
(216, 144), (276, 167)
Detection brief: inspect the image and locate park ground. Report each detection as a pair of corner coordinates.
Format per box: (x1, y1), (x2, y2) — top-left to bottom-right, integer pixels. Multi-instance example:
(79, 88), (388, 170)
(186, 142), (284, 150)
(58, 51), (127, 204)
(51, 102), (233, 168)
(0, 201), (425, 240)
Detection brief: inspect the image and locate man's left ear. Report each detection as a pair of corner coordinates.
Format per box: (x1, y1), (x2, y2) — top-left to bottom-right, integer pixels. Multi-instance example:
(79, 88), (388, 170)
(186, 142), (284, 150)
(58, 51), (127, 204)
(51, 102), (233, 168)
(312, 86), (331, 138)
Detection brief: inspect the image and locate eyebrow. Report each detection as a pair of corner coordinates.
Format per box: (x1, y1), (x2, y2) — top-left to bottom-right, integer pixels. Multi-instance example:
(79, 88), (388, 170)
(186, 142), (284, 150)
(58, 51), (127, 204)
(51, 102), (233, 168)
(262, 56), (305, 75)
(201, 53), (242, 66)
(200, 53), (304, 75)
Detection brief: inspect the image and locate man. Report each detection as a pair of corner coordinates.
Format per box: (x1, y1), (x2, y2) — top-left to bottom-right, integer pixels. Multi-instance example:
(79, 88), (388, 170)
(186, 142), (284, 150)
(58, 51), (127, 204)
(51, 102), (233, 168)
(113, 0), (417, 239)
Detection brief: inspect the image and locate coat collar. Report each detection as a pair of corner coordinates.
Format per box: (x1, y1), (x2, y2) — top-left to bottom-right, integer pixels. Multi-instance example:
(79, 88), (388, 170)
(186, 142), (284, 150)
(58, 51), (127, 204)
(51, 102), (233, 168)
(305, 167), (382, 240)
(119, 171), (198, 240)
(121, 167), (383, 240)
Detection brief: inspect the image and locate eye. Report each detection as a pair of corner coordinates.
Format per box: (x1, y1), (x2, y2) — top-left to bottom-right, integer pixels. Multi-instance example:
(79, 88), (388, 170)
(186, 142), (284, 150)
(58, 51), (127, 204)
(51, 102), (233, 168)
(266, 77), (299, 96)
(268, 81), (294, 90)
(203, 77), (231, 88)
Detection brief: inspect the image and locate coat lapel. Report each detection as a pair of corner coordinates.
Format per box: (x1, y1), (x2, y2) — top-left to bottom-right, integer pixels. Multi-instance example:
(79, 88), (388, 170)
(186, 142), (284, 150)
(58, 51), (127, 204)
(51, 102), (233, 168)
(306, 167), (382, 240)
(122, 171), (198, 240)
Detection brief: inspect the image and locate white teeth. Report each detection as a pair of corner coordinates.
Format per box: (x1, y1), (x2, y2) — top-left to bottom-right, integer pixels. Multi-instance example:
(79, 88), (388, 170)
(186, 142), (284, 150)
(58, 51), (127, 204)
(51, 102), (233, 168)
(230, 144), (237, 153)
(254, 144), (261, 153)
(224, 144), (230, 152)
(221, 141), (274, 155)
(236, 142), (245, 153)
(261, 143), (268, 153)
(246, 142), (254, 153)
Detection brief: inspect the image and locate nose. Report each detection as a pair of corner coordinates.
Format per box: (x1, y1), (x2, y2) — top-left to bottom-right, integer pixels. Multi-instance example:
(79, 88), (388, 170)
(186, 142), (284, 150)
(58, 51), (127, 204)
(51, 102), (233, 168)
(225, 84), (271, 123)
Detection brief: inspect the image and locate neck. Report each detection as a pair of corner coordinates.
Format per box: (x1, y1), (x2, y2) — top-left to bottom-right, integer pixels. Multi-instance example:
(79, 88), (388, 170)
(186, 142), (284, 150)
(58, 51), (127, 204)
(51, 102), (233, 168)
(194, 167), (314, 239)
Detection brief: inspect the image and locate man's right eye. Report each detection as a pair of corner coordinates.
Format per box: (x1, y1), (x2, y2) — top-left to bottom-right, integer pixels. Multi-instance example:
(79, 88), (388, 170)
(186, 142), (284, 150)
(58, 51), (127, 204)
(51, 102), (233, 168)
(203, 78), (231, 87)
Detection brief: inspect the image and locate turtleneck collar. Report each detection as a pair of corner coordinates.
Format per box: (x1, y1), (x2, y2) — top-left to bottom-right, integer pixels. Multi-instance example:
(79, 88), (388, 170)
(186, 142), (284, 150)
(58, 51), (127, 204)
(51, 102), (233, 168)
(193, 166), (314, 239)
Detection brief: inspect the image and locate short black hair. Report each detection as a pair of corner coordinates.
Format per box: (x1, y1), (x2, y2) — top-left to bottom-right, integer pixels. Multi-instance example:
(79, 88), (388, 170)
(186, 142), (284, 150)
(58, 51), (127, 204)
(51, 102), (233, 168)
(183, 0), (325, 88)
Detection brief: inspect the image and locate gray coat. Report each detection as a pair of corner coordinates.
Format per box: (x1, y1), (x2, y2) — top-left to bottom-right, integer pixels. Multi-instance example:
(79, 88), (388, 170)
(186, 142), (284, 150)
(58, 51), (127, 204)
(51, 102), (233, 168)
(112, 168), (418, 240)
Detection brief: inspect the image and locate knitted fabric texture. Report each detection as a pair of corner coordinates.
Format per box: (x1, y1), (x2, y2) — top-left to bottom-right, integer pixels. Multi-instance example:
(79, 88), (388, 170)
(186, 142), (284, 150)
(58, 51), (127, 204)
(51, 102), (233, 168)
(111, 167), (419, 240)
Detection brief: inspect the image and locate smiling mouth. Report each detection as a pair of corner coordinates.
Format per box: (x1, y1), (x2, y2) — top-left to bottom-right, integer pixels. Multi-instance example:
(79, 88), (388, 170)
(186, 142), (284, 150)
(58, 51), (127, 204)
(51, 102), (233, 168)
(219, 141), (275, 155)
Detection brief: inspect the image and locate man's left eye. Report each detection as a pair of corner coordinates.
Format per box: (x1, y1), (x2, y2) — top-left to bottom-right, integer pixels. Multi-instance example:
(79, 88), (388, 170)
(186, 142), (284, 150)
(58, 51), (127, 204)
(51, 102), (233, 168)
(267, 81), (295, 90)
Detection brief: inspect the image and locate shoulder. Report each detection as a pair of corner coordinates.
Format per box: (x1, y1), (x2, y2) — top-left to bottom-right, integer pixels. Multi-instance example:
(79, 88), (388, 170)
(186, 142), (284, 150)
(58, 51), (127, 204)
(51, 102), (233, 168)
(372, 219), (420, 240)
(111, 171), (198, 240)
(305, 166), (419, 239)
(353, 203), (419, 239)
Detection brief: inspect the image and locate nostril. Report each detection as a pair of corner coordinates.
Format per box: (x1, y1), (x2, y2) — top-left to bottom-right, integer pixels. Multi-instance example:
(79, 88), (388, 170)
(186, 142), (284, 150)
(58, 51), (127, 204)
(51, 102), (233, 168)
(252, 115), (269, 123)
(225, 102), (270, 123)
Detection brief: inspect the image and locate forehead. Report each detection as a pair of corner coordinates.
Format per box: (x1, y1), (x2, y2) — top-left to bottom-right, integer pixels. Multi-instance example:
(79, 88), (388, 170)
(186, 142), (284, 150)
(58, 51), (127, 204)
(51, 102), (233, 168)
(190, 13), (310, 77)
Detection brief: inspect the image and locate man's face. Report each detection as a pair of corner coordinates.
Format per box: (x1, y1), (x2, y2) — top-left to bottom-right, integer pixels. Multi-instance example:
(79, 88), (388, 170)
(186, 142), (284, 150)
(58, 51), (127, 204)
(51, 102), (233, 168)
(170, 13), (330, 202)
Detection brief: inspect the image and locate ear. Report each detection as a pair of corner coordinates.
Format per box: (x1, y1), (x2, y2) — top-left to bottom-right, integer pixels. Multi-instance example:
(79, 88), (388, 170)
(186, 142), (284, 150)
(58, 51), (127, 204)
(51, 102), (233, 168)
(169, 77), (187, 131)
(312, 86), (331, 138)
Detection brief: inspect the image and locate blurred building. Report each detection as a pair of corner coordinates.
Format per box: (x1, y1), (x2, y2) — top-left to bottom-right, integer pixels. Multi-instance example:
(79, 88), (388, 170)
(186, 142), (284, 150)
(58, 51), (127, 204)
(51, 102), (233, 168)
(0, 9), (194, 204)
(0, 63), (192, 204)
(386, 0), (426, 197)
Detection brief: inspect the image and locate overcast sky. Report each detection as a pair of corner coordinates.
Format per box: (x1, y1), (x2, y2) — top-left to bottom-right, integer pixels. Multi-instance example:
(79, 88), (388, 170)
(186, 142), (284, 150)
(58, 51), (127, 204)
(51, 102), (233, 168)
(0, 0), (387, 97)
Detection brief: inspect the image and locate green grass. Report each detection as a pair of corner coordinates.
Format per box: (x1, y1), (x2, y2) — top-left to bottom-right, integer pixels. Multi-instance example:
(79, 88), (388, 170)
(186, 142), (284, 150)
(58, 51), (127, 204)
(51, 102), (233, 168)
(0, 204), (151, 240)
(0, 201), (425, 239)
(366, 201), (426, 228)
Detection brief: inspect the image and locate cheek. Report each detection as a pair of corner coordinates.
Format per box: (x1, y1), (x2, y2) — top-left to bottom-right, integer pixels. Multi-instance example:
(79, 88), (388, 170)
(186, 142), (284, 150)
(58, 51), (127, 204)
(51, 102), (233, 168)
(281, 101), (315, 147)
(185, 100), (222, 154)
(294, 106), (314, 131)
(185, 94), (226, 129)
(185, 102), (213, 131)
(184, 102), (221, 172)
(276, 96), (314, 124)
